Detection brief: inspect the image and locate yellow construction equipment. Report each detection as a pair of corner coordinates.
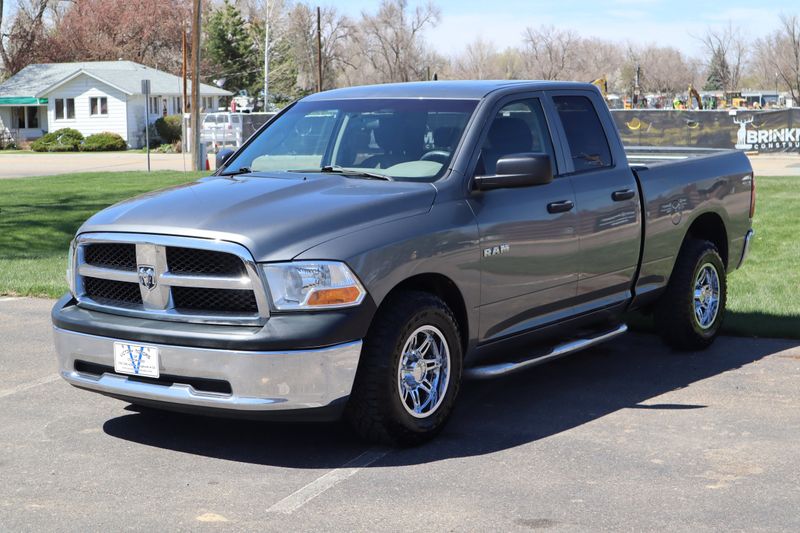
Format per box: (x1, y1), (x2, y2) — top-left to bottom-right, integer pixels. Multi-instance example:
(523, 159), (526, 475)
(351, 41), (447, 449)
(688, 85), (703, 110)
(591, 78), (608, 98)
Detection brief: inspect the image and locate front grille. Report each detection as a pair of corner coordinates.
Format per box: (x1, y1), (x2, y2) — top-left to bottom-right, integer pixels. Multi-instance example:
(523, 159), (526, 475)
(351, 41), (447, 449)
(74, 234), (268, 325)
(74, 360), (233, 395)
(167, 247), (246, 276)
(84, 243), (137, 271)
(173, 287), (258, 313)
(84, 277), (143, 305)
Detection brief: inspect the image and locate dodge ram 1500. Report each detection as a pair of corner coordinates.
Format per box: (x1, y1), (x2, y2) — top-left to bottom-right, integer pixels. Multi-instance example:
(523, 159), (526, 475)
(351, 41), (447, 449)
(53, 81), (755, 445)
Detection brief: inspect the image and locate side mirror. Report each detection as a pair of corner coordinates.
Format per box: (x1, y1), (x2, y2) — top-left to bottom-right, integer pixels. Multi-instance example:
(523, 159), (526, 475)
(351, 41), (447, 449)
(474, 153), (553, 191)
(216, 148), (236, 169)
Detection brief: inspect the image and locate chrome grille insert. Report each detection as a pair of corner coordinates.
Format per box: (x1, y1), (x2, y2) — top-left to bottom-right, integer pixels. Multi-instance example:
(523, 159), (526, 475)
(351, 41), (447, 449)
(73, 233), (269, 325)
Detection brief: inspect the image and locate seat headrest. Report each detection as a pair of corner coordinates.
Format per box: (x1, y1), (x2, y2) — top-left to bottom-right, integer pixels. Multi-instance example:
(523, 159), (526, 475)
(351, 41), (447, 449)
(487, 117), (532, 154)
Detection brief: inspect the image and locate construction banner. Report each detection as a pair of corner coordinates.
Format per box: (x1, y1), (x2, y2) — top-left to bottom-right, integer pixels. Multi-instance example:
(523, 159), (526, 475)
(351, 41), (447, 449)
(611, 109), (800, 153)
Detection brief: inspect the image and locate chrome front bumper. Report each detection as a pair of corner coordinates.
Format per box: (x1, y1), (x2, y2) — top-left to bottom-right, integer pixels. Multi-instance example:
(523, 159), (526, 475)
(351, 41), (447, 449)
(53, 326), (362, 413)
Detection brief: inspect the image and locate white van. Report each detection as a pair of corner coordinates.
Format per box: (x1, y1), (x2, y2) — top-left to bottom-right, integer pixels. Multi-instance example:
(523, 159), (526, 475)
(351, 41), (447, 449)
(201, 112), (244, 147)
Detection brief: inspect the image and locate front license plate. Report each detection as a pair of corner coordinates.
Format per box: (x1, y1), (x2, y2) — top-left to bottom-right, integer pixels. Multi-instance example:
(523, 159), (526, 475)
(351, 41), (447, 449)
(113, 342), (160, 378)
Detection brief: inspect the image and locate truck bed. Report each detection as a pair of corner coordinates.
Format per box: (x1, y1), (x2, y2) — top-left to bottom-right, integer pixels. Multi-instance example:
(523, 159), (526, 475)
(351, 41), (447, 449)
(628, 147), (753, 306)
(625, 146), (741, 167)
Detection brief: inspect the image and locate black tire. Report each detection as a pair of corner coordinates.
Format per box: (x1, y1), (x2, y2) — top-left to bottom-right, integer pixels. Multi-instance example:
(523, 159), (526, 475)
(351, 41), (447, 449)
(345, 291), (463, 446)
(654, 238), (727, 350)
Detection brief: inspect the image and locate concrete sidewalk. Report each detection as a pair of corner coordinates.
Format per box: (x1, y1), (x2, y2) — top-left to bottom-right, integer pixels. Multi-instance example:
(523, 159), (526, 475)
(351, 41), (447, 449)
(746, 154), (800, 176)
(0, 152), (189, 178)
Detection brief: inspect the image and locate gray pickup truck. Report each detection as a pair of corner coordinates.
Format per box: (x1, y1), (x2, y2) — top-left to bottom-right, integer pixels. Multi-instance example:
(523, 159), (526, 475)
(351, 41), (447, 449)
(52, 81), (755, 445)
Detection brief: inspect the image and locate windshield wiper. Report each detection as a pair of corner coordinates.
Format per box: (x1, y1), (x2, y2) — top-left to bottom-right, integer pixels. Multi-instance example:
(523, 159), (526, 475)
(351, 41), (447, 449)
(219, 166), (251, 176)
(290, 165), (393, 181)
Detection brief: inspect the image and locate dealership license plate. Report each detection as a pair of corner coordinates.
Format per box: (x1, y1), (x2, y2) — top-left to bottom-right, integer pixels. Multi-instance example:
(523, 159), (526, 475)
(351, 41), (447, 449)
(113, 342), (160, 378)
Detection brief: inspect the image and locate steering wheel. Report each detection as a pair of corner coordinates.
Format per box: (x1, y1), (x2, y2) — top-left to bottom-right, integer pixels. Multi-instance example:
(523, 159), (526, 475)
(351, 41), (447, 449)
(420, 150), (450, 164)
(293, 121), (313, 136)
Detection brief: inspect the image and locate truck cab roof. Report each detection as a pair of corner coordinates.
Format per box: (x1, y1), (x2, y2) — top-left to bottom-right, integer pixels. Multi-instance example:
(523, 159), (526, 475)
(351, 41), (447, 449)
(303, 80), (598, 101)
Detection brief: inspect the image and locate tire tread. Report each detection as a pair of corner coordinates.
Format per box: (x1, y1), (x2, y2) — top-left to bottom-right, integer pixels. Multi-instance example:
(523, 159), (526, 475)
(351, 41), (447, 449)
(345, 291), (461, 446)
(654, 238), (726, 351)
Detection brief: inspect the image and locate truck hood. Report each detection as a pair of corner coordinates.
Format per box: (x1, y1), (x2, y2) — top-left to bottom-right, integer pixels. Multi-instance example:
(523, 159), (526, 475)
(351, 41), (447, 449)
(78, 173), (437, 261)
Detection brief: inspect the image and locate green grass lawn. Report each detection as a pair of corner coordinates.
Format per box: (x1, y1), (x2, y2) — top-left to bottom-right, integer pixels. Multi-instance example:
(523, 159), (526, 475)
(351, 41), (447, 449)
(724, 175), (800, 338)
(0, 171), (797, 338)
(0, 171), (204, 298)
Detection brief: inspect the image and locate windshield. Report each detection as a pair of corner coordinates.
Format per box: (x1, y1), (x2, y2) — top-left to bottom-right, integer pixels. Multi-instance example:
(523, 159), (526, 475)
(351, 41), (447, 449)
(222, 98), (478, 182)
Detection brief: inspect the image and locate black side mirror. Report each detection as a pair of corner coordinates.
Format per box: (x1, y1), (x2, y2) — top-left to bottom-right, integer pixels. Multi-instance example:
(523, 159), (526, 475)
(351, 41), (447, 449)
(216, 148), (236, 169)
(474, 153), (553, 191)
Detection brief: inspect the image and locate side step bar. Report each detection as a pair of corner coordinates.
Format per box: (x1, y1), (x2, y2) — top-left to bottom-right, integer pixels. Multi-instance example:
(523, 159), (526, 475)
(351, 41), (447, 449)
(464, 324), (628, 380)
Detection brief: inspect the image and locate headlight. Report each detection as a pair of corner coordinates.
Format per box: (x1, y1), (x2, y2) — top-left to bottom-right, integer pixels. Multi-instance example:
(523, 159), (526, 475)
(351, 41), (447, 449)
(66, 239), (76, 296)
(262, 261), (366, 311)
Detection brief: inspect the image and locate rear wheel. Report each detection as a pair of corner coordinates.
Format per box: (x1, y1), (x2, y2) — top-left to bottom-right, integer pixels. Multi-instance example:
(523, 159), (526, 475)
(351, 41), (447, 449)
(654, 239), (727, 350)
(345, 291), (462, 446)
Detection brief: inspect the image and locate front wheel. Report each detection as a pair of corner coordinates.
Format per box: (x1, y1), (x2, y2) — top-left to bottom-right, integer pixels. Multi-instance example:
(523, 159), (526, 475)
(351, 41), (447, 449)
(654, 238), (727, 350)
(345, 291), (462, 446)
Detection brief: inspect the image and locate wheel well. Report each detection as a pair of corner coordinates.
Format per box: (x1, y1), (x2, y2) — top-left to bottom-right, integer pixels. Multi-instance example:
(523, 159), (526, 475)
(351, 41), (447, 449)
(383, 273), (469, 353)
(685, 212), (729, 267)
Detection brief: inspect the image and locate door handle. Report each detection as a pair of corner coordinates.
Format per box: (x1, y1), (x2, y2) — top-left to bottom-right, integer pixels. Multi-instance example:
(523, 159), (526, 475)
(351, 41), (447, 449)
(547, 200), (574, 214)
(612, 189), (636, 201)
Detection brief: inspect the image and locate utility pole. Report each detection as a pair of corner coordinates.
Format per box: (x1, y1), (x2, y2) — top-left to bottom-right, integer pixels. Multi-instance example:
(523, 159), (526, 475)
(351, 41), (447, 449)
(264, 0), (270, 110)
(142, 80), (151, 172)
(182, 30), (188, 113)
(190, 0), (202, 171)
(316, 6), (322, 92)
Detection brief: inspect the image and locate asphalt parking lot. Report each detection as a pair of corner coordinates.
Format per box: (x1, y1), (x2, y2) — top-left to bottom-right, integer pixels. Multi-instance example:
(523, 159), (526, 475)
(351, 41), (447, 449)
(2, 296), (799, 531)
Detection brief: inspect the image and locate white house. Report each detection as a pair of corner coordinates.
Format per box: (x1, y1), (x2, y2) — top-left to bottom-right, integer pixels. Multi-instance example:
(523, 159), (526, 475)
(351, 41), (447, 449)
(0, 60), (231, 147)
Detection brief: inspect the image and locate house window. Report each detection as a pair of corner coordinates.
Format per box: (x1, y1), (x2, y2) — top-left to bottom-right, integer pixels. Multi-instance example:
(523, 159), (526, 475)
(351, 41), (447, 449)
(14, 107), (25, 128)
(12, 106), (40, 129)
(173, 97), (182, 113)
(90, 97), (108, 116)
(55, 98), (76, 120)
(27, 107), (39, 128)
(149, 96), (160, 114)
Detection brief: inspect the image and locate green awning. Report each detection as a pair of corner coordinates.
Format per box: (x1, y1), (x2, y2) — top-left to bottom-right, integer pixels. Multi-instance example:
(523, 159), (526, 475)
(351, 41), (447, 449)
(0, 97), (47, 105)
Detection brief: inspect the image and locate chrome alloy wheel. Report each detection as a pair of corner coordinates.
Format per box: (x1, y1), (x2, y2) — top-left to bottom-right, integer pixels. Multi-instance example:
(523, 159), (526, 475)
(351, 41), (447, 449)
(397, 325), (451, 418)
(693, 263), (721, 330)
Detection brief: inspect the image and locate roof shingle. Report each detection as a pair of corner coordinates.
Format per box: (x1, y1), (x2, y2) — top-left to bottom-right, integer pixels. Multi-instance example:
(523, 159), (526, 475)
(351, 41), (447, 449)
(0, 60), (231, 98)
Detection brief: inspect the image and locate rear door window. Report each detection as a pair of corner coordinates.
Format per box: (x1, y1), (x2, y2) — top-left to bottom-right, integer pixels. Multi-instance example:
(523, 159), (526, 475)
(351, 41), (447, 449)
(552, 95), (612, 172)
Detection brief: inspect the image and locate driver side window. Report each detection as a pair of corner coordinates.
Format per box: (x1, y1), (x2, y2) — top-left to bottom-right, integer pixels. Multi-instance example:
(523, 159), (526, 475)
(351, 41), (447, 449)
(478, 98), (555, 176)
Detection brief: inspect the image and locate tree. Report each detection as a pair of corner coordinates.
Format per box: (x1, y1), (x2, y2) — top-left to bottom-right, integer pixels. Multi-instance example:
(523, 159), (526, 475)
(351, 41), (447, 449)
(571, 38), (624, 90)
(204, 0), (258, 93)
(704, 50), (730, 91)
(623, 45), (699, 95)
(0, 0), (50, 77)
(698, 22), (747, 94)
(756, 14), (800, 102)
(356, 0), (440, 83)
(451, 37), (500, 79)
(521, 25), (577, 80)
(40, 0), (190, 74)
(283, 4), (353, 92)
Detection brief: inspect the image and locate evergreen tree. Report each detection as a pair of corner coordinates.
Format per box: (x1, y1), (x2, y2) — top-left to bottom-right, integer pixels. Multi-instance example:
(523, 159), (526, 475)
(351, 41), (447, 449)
(204, 0), (258, 94)
(703, 50), (730, 91)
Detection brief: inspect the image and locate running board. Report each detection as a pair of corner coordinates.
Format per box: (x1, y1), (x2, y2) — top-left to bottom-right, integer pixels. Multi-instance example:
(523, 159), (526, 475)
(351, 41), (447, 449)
(464, 324), (628, 379)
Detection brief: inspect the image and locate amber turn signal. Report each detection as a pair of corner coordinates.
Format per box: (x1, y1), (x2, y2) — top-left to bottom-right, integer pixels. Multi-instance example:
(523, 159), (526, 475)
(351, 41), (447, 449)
(307, 286), (363, 306)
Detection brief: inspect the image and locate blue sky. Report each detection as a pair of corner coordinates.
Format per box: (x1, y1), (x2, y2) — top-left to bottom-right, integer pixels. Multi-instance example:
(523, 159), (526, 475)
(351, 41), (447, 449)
(340, 0), (797, 58)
